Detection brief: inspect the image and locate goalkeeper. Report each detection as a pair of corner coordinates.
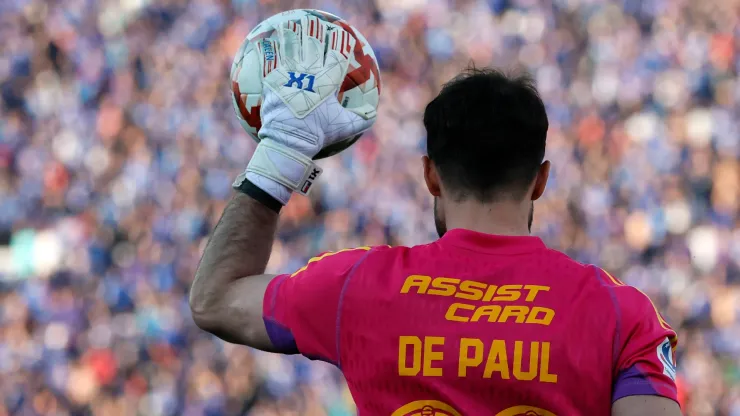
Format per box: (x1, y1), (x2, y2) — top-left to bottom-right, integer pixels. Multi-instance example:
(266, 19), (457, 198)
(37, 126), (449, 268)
(190, 19), (682, 416)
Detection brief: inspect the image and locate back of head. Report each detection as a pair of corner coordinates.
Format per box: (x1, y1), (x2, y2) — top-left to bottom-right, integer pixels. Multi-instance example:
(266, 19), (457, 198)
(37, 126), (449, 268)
(424, 68), (549, 202)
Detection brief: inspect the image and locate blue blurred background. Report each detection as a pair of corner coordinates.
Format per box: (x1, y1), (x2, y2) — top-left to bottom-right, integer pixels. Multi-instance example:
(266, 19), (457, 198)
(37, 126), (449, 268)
(0, 0), (739, 414)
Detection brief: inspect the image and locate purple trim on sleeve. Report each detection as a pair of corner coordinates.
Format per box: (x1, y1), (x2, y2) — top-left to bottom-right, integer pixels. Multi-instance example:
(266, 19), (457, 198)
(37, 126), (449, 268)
(335, 249), (374, 369)
(612, 364), (676, 403)
(267, 274), (289, 318)
(263, 317), (298, 353)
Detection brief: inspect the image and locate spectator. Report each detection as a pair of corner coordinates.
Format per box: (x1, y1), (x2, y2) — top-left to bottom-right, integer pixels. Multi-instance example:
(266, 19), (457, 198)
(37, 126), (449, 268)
(0, 0), (738, 414)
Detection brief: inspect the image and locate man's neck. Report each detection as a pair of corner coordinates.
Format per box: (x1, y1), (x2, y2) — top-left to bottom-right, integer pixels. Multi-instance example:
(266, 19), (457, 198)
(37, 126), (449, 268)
(445, 199), (531, 237)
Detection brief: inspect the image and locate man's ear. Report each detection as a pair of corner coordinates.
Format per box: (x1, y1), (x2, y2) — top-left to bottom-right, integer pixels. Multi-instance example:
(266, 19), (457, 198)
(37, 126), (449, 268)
(531, 160), (551, 201)
(423, 156), (442, 197)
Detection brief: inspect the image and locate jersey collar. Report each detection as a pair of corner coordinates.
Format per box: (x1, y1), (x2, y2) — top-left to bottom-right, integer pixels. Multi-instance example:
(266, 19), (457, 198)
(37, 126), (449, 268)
(438, 228), (546, 255)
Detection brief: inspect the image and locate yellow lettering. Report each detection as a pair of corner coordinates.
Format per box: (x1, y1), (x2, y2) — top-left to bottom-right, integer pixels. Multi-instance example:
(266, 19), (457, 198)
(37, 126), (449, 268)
(398, 336), (421, 376)
(513, 341), (538, 381)
(423, 336), (445, 376)
(492, 284), (523, 301)
(456, 280), (487, 301)
(401, 275), (431, 294)
(471, 305), (502, 323)
(459, 338), (483, 377)
(482, 285), (499, 302)
(428, 277), (459, 296)
(540, 342), (558, 383)
(446, 303), (473, 322)
(498, 305), (530, 323)
(483, 340), (509, 379)
(525, 307), (555, 326)
(523, 285), (550, 302)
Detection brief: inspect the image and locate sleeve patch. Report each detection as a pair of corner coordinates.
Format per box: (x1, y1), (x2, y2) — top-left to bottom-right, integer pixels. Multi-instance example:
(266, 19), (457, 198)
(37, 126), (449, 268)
(657, 337), (677, 381)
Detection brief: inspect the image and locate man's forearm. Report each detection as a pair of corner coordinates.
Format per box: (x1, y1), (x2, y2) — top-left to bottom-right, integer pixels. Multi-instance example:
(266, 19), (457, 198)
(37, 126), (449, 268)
(190, 192), (279, 316)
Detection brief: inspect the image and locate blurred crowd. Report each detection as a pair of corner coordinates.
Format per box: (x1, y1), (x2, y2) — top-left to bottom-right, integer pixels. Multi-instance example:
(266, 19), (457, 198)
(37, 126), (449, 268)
(1, 0), (739, 414)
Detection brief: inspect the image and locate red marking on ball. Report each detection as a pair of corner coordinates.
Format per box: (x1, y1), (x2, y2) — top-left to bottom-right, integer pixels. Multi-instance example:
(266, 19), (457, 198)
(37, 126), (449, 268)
(232, 80), (261, 132)
(337, 20), (381, 95)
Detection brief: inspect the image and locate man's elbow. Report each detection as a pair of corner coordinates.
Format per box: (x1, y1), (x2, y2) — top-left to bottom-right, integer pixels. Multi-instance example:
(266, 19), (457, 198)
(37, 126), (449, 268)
(190, 306), (224, 335)
(189, 292), (265, 347)
(189, 287), (220, 332)
(190, 307), (210, 331)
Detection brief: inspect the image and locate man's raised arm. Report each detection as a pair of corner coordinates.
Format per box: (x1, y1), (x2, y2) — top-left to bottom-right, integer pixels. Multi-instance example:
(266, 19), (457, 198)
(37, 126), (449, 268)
(189, 192), (280, 351)
(190, 17), (376, 352)
(190, 188), (374, 359)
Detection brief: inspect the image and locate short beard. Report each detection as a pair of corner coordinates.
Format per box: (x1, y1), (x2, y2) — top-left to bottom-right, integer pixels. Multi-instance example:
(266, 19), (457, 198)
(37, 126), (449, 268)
(434, 197), (446, 238)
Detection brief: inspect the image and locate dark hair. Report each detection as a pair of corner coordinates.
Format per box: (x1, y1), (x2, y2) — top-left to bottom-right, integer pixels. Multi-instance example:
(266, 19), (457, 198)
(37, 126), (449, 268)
(424, 68), (548, 202)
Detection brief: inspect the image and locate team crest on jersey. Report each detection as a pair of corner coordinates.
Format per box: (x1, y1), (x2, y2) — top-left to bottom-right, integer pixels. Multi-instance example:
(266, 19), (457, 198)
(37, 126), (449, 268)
(495, 405), (557, 416)
(657, 337), (677, 381)
(392, 400), (462, 416)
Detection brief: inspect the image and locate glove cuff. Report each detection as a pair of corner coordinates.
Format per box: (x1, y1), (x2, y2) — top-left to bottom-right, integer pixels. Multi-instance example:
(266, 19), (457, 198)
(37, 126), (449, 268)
(233, 178), (283, 213)
(234, 139), (323, 204)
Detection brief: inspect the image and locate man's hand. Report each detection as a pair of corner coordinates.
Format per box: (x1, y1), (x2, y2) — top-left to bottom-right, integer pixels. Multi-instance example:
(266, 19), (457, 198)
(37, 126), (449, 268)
(234, 16), (376, 205)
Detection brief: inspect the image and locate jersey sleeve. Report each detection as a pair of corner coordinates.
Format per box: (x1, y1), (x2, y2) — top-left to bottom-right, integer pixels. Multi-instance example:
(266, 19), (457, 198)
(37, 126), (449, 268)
(607, 270), (679, 404)
(262, 247), (372, 363)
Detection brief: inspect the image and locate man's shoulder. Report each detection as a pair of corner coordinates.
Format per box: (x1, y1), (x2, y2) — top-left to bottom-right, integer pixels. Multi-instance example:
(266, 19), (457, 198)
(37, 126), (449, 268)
(531, 247), (607, 285)
(541, 252), (671, 328)
(529, 248), (647, 314)
(363, 241), (445, 265)
(288, 245), (406, 276)
(307, 243), (442, 280)
(288, 246), (374, 278)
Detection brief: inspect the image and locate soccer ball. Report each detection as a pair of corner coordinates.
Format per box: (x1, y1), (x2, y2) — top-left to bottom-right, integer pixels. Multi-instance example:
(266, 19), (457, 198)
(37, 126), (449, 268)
(230, 9), (381, 159)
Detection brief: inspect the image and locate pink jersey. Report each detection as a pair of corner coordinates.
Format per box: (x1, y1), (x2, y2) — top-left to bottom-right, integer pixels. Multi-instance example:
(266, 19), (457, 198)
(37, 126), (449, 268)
(263, 229), (678, 415)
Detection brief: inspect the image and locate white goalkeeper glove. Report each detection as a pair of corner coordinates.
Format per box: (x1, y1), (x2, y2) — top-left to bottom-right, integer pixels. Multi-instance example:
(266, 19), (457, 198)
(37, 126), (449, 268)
(233, 16), (376, 208)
